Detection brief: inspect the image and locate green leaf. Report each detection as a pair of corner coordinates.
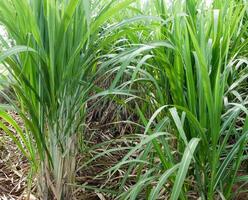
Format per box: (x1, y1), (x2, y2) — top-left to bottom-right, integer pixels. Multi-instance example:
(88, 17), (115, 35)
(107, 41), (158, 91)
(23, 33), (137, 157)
(170, 138), (200, 200)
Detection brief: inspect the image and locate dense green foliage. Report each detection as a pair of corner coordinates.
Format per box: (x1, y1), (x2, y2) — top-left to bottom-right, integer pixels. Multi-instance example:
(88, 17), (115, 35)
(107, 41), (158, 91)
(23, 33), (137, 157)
(0, 0), (248, 199)
(0, 0), (135, 199)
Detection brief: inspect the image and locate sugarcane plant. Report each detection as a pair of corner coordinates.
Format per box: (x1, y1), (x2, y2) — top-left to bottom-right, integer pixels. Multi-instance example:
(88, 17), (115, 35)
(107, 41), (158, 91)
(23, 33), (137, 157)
(148, 0), (248, 198)
(0, 0), (137, 199)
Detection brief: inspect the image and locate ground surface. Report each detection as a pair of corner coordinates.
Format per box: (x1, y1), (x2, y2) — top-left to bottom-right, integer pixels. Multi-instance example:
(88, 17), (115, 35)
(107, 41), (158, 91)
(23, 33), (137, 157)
(0, 111), (31, 200)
